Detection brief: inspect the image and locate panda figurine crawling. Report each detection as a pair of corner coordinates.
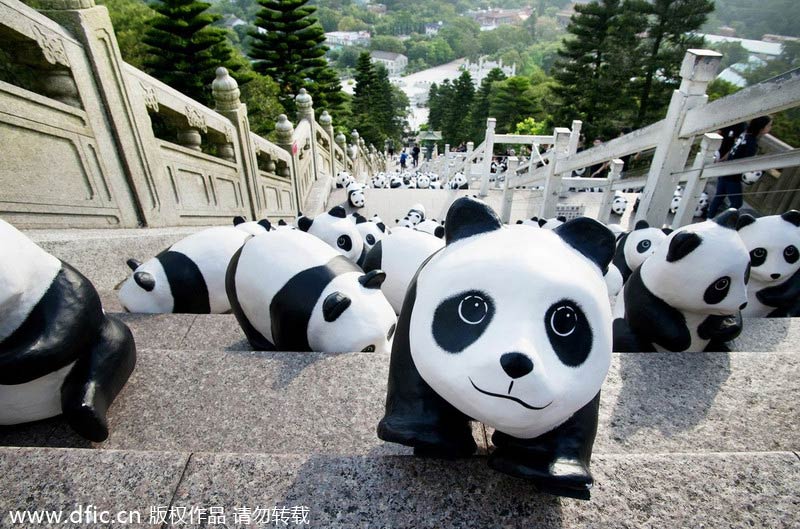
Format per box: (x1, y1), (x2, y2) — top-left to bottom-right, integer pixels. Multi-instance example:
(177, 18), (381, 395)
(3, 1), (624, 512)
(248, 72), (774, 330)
(226, 230), (396, 353)
(737, 210), (800, 317)
(613, 210), (749, 352)
(378, 197), (615, 499)
(611, 220), (669, 283)
(0, 219), (136, 442)
(297, 206), (365, 265)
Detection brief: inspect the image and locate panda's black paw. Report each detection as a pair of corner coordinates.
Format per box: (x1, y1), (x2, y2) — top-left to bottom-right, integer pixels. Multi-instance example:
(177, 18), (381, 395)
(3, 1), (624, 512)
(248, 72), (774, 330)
(377, 417), (476, 458)
(488, 452), (593, 500)
(63, 401), (110, 443)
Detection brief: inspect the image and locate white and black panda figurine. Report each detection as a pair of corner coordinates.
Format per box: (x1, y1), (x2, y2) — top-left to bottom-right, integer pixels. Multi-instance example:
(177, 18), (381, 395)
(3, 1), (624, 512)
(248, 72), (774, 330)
(415, 219), (445, 239)
(0, 219), (136, 442)
(335, 171), (354, 189)
(371, 173), (387, 189)
(737, 210), (800, 317)
(226, 230), (396, 353)
(389, 175), (405, 189)
(351, 212), (389, 253)
(694, 192), (709, 218)
(362, 227), (445, 314)
(417, 174), (431, 189)
(297, 206), (365, 265)
(275, 219), (296, 231)
(429, 181), (442, 190)
(119, 226), (250, 313)
(406, 204), (426, 226)
(611, 192), (628, 216)
(515, 217), (541, 228)
(448, 172), (468, 190)
(347, 182), (366, 209)
(233, 215), (272, 236)
(741, 170), (763, 186)
(395, 217), (415, 229)
(670, 187), (682, 214)
(377, 197), (615, 499)
(613, 209), (749, 352)
(611, 220), (669, 283)
(539, 216), (567, 230)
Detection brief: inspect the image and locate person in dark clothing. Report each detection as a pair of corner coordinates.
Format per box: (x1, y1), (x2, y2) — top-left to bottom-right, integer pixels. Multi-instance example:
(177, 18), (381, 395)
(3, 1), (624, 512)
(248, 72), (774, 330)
(716, 122), (747, 160)
(411, 144), (420, 167)
(707, 116), (772, 218)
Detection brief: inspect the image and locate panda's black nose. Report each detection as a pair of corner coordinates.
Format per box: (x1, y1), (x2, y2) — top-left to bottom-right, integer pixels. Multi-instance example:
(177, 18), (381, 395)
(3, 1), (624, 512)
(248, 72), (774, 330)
(500, 352), (533, 379)
(771, 273), (781, 279)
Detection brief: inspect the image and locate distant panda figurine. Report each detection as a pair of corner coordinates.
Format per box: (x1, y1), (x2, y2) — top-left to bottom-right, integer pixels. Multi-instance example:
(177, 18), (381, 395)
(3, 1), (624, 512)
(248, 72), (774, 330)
(406, 204), (426, 226)
(415, 219), (445, 239)
(389, 175), (405, 189)
(335, 171), (354, 189)
(233, 215), (272, 236)
(448, 172), (468, 190)
(539, 216), (567, 230)
(417, 174), (431, 189)
(741, 170), (763, 186)
(0, 219), (136, 442)
(670, 187), (682, 214)
(298, 206), (365, 265)
(694, 192), (709, 218)
(371, 173), (386, 189)
(275, 219), (295, 230)
(226, 230), (396, 353)
(351, 212), (389, 253)
(119, 226), (250, 313)
(347, 182), (366, 209)
(429, 181), (442, 190)
(611, 193), (627, 216)
(395, 217), (415, 229)
(736, 210), (800, 317)
(515, 217), (541, 228)
(611, 220), (669, 283)
(362, 227), (445, 314)
(378, 197), (615, 499)
(613, 210), (750, 352)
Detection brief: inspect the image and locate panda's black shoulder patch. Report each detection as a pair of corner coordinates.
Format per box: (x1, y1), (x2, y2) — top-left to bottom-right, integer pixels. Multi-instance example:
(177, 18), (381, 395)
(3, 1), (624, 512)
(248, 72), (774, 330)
(362, 240), (383, 273)
(226, 247), (275, 351)
(623, 267), (691, 352)
(156, 250), (210, 313)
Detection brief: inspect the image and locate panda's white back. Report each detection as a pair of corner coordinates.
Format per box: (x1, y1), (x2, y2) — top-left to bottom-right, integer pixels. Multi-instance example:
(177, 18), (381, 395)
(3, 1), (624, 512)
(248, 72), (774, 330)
(0, 362), (75, 425)
(623, 228), (667, 272)
(234, 230), (339, 343)
(379, 229), (444, 313)
(0, 220), (61, 342)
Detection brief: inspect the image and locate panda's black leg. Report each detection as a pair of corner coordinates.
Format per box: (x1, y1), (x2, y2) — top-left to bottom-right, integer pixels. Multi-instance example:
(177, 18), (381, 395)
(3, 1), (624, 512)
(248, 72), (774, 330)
(612, 318), (643, 352)
(488, 393), (600, 500)
(61, 316), (136, 442)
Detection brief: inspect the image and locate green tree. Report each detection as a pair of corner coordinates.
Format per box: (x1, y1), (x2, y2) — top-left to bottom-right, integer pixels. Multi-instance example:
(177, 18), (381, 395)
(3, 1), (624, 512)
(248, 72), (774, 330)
(99, 0), (156, 70)
(143, 0), (241, 106)
(470, 67), (507, 140)
(439, 71), (475, 146)
(369, 35), (406, 54)
(489, 76), (538, 133)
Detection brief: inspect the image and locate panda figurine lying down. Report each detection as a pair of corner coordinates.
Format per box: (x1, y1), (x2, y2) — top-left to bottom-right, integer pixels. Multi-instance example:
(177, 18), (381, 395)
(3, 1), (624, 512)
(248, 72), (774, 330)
(378, 197), (615, 499)
(0, 220), (136, 442)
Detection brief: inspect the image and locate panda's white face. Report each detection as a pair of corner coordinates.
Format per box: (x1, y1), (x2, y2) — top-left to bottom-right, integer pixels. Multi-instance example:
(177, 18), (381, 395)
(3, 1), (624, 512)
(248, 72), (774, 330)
(449, 173), (466, 188)
(611, 196), (627, 215)
(641, 220), (749, 316)
(623, 227), (667, 272)
(738, 214), (800, 284)
(308, 213), (364, 263)
(118, 258), (173, 313)
(742, 170), (762, 185)
(670, 195), (682, 214)
(349, 188), (366, 208)
(355, 221), (386, 251)
(410, 227), (611, 439)
(694, 192), (709, 217)
(407, 211), (423, 225)
(417, 175), (430, 188)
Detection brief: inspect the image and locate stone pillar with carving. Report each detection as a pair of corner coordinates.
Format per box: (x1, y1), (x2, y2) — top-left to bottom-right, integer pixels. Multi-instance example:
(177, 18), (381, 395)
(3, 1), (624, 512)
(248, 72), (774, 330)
(213, 66), (259, 219)
(295, 88), (315, 123)
(335, 131), (347, 173)
(319, 110), (337, 179)
(275, 114), (301, 207)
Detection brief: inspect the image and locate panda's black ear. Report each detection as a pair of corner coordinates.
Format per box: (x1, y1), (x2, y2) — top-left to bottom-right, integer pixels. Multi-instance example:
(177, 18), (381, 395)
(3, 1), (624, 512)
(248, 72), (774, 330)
(278, 219), (288, 226)
(531, 216), (539, 222)
(233, 216), (246, 226)
(126, 258), (142, 271)
(713, 208), (739, 229)
(556, 215), (567, 223)
(634, 220), (650, 230)
(297, 216), (313, 232)
(555, 217), (614, 272)
(329, 206), (347, 218)
(444, 196), (502, 244)
(516, 220), (523, 224)
(537, 218), (547, 227)
(323, 292), (351, 322)
(666, 232), (702, 263)
(353, 213), (366, 224)
(434, 226), (445, 239)
(134, 271), (155, 292)
(662, 228), (674, 235)
(736, 213), (757, 230)
(257, 219), (272, 231)
(781, 210), (800, 227)
(359, 270), (386, 289)
(376, 222), (386, 233)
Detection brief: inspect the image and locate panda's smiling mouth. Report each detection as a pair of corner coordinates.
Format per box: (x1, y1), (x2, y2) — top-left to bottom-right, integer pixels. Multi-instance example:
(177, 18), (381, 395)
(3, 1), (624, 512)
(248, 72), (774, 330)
(468, 378), (552, 410)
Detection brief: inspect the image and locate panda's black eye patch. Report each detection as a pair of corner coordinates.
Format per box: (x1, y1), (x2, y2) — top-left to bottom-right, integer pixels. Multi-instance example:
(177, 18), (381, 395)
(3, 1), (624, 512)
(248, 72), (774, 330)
(432, 290), (494, 353)
(366, 234), (376, 245)
(337, 235), (352, 251)
(750, 247), (767, 267)
(636, 239), (652, 253)
(544, 300), (592, 367)
(704, 276), (731, 305)
(784, 245), (798, 264)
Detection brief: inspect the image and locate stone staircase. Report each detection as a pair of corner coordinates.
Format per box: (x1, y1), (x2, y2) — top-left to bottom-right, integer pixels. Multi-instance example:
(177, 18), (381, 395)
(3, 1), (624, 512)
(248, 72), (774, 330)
(1, 228), (798, 528)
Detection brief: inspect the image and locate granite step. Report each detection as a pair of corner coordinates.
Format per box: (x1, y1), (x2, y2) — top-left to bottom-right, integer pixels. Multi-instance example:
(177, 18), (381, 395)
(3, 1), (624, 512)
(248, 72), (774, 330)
(2, 348), (796, 458)
(0, 447), (796, 528)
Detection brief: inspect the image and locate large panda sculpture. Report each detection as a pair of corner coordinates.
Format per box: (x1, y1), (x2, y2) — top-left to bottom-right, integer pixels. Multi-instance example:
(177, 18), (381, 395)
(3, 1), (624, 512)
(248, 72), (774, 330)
(613, 210), (749, 352)
(298, 206), (365, 265)
(119, 226), (250, 313)
(226, 230), (396, 353)
(737, 211), (800, 317)
(362, 227), (445, 314)
(378, 197), (615, 499)
(0, 219), (136, 441)
(611, 220), (669, 283)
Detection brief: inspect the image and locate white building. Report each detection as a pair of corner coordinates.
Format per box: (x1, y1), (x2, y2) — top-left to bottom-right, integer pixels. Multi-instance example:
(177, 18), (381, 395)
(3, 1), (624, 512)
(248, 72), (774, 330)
(463, 56), (516, 84)
(325, 31), (371, 48)
(370, 51), (409, 77)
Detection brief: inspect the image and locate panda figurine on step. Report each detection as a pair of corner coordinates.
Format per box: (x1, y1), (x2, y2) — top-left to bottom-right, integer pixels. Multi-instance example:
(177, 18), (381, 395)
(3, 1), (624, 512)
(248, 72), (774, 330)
(298, 206), (365, 265)
(448, 172), (468, 190)
(389, 175), (405, 189)
(233, 216), (272, 236)
(610, 193), (628, 216)
(611, 220), (669, 283)
(415, 219), (445, 239)
(378, 197), (615, 499)
(539, 216), (567, 230)
(119, 226), (251, 313)
(351, 212), (389, 253)
(741, 170), (763, 186)
(347, 182), (366, 209)
(0, 219), (136, 442)
(736, 210), (800, 317)
(417, 174), (431, 189)
(613, 210), (750, 352)
(670, 187), (682, 214)
(406, 204), (426, 226)
(694, 192), (710, 218)
(335, 171), (354, 189)
(226, 230), (396, 353)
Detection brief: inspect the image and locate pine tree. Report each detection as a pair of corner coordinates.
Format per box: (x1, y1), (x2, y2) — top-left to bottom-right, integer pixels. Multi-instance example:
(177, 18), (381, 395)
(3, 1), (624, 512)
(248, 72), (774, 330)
(470, 67), (506, 141)
(489, 77), (538, 134)
(143, 0), (240, 106)
(441, 71), (474, 147)
(250, 0), (342, 115)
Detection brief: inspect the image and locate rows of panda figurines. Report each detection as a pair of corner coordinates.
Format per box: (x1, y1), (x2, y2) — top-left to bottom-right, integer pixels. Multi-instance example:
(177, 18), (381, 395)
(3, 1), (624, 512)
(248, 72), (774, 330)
(3, 198), (799, 500)
(336, 170), (470, 195)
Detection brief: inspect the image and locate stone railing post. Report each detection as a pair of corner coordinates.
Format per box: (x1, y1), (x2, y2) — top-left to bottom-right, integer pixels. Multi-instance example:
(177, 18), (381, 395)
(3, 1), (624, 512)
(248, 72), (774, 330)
(295, 88), (314, 123)
(597, 159), (624, 224)
(319, 110), (337, 179)
(636, 49), (722, 226)
(480, 118), (497, 196)
(213, 66), (259, 219)
(673, 132), (722, 227)
(540, 127), (572, 218)
(465, 141), (474, 181)
(275, 114), (300, 208)
(500, 156), (520, 223)
(568, 120), (583, 156)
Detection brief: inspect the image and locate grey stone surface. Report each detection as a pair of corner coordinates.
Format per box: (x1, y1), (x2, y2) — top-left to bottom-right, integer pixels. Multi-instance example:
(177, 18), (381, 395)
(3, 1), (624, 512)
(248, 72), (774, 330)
(180, 314), (250, 351)
(1, 350), (795, 459)
(170, 451), (800, 528)
(114, 313), (198, 350)
(730, 317), (800, 353)
(0, 447), (188, 529)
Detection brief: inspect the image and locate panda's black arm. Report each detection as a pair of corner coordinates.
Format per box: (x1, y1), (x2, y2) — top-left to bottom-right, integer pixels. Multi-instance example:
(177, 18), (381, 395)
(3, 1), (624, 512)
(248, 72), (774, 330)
(0, 264), (103, 385)
(611, 234), (632, 282)
(756, 268), (800, 308)
(624, 268), (692, 352)
(698, 312), (743, 347)
(377, 275), (477, 458)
